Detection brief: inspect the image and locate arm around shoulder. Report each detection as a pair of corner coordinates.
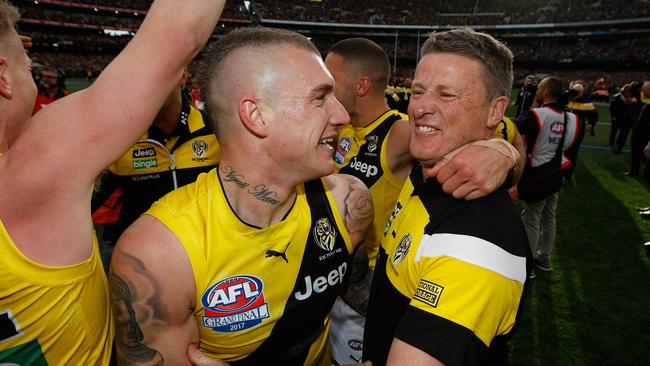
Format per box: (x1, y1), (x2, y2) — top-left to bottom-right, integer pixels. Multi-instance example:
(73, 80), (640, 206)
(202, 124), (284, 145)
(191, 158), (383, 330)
(386, 119), (415, 183)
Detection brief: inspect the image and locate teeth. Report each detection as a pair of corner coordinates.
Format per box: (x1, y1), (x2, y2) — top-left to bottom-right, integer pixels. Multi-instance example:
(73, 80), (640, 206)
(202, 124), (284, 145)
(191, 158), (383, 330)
(319, 138), (334, 148)
(417, 126), (437, 132)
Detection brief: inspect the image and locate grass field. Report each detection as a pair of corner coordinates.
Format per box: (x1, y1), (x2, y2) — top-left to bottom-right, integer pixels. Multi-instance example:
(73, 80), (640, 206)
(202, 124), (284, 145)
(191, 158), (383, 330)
(506, 101), (650, 365)
(75, 77), (648, 364)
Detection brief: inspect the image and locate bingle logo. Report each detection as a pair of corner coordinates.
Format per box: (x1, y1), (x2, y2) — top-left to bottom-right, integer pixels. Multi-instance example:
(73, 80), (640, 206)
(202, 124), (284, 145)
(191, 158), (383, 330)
(132, 147), (156, 158)
(133, 159), (157, 169)
(294, 263), (347, 301)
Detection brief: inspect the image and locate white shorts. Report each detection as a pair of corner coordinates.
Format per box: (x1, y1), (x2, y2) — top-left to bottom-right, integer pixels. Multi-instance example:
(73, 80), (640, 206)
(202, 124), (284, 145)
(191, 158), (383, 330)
(329, 297), (365, 364)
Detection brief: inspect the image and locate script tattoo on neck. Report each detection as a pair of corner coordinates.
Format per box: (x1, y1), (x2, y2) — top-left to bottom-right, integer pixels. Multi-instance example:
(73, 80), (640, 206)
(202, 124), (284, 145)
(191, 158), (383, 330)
(221, 166), (249, 189)
(221, 166), (280, 205)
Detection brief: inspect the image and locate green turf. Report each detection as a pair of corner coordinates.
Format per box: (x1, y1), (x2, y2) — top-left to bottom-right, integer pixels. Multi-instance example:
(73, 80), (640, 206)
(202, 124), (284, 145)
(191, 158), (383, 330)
(65, 77), (93, 93)
(507, 97), (650, 365)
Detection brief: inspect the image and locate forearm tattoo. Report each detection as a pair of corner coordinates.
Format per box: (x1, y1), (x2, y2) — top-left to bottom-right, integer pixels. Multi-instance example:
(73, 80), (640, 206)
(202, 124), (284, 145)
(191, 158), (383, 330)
(341, 246), (372, 316)
(221, 165), (280, 205)
(109, 251), (166, 365)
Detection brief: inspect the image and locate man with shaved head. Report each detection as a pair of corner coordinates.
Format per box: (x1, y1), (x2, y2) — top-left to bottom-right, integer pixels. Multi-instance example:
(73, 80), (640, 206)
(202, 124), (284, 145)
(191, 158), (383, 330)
(110, 27), (373, 365)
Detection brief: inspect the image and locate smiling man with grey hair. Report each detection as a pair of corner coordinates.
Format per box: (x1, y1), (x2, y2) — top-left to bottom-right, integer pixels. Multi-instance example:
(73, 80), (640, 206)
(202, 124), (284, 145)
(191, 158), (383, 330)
(364, 28), (531, 366)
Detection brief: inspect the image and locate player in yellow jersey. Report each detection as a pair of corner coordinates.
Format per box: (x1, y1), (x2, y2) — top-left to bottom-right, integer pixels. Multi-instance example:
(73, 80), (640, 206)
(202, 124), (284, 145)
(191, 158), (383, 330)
(0, 0), (225, 364)
(110, 28), (372, 366)
(324, 37), (523, 363)
(364, 28), (531, 366)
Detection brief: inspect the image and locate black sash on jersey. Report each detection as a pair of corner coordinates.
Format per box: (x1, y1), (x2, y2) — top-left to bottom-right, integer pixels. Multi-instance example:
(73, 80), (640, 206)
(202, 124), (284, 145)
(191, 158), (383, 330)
(232, 179), (350, 365)
(338, 112), (401, 188)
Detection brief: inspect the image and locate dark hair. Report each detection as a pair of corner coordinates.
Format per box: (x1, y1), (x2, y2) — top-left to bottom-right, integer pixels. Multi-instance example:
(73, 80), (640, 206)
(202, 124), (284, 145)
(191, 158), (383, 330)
(543, 76), (564, 98)
(327, 38), (390, 92)
(421, 28), (513, 100)
(198, 27), (319, 133)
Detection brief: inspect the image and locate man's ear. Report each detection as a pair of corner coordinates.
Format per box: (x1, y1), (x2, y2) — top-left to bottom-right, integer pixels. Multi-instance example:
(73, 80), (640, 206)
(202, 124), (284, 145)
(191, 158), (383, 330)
(0, 58), (13, 100)
(356, 76), (371, 97)
(238, 97), (268, 138)
(486, 96), (508, 129)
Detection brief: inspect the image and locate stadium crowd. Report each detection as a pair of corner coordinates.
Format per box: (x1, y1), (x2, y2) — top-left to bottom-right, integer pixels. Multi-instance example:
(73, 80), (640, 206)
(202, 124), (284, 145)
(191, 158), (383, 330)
(2, 0), (649, 365)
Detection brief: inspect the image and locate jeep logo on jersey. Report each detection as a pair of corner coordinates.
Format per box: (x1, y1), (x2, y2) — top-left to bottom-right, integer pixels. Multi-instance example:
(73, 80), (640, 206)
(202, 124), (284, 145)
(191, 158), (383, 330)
(334, 136), (352, 165)
(366, 135), (379, 153)
(294, 262), (347, 300)
(192, 139), (209, 157)
(201, 275), (270, 333)
(393, 233), (412, 265)
(313, 217), (336, 251)
(132, 147), (156, 158)
(348, 157), (378, 179)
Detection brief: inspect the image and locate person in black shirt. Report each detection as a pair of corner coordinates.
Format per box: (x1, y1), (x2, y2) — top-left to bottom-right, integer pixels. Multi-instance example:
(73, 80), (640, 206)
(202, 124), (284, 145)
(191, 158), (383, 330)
(513, 74), (536, 118)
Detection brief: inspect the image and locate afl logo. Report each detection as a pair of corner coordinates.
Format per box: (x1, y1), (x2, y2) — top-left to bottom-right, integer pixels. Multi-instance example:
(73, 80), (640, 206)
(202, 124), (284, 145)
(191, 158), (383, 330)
(366, 135), (379, 153)
(550, 121), (564, 135)
(334, 136), (352, 165)
(313, 217), (337, 251)
(393, 233), (412, 265)
(192, 139), (209, 157)
(348, 339), (363, 351)
(201, 275), (270, 333)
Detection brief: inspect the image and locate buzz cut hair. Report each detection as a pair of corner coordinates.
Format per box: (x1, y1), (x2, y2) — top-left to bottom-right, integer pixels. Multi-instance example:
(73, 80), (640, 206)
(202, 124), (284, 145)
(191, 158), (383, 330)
(327, 38), (390, 93)
(421, 28), (513, 100)
(543, 76), (564, 98)
(198, 27), (319, 134)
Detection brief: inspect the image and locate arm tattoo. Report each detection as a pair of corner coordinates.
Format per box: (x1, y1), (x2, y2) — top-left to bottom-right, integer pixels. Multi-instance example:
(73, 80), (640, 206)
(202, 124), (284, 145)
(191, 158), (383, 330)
(342, 178), (373, 239)
(340, 246), (372, 316)
(110, 252), (166, 365)
(220, 165), (280, 205)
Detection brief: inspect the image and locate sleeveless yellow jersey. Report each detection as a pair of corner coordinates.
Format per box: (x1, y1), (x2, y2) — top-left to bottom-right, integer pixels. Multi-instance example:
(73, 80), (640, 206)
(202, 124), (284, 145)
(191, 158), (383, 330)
(334, 110), (407, 269)
(0, 220), (113, 365)
(147, 168), (353, 365)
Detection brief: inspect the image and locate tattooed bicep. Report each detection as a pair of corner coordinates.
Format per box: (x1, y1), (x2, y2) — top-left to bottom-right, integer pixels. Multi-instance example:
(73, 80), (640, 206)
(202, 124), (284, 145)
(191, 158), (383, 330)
(109, 252), (165, 365)
(340, 176), (374, 244)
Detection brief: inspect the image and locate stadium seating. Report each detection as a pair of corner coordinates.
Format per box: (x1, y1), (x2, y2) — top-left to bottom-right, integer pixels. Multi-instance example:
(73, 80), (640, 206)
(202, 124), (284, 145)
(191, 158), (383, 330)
(12, 0), (650, 87)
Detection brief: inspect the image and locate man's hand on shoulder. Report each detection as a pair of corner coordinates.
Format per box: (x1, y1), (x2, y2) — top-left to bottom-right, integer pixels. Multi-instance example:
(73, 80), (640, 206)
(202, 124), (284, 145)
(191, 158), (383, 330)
(424, 138), (517, 200)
